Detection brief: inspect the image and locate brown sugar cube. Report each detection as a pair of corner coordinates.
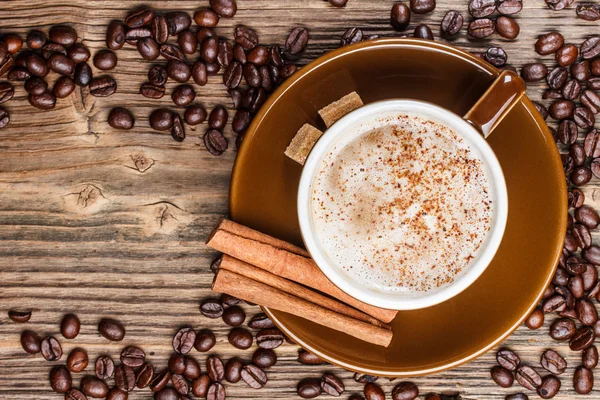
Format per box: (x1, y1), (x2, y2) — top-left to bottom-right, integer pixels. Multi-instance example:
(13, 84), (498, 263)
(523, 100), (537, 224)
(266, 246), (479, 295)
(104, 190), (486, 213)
(318, 91), (364, 128)
(284, 123), (324, 165)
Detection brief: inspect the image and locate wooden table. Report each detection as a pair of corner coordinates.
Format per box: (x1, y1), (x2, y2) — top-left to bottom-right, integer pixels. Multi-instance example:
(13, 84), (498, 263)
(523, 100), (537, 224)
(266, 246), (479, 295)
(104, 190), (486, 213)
(0, 1), (596, 399)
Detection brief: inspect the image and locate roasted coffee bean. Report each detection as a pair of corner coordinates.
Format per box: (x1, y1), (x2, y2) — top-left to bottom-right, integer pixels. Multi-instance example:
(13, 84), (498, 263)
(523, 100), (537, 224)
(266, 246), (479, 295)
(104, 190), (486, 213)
(210, 0), (237, 17)
(248, 313), (274, 329)
(232, 109), (251, 133)
(115, 364), (136, 392)
(192, 374), (211, 397)
(120, 346), (145, 368)
(206, 61), (220, 73)
(240, 364), (267, 389)
(574, 366), (593, 394)
(484, 47), (507, 67)
(547, 67), (568, 89)
(67, 348), (89, 372)
(98, 318), (125, 341)
(150, 368), (171, 392)
(222, 305), (245, 326)
(201, 37), (219, 63)
(495, 349), (520, 371)
(584, 245), (600, 265)
(137, 37), (160, 60)
(234, 44), (248, 64)
(558, 120), (578, 145)
(192, 61), (208, 86)
(279, 64), (297, 81)
(410, 0), (436, 14)
(107, 108), (135, 130)
(184, 104), (207, 125)
(183, 357), (201, 380)
(8, 310), (31, 323)
(532, 102), (548, 120)
(577, 299), (598, 326)
(166, 11), (192, 35)
(286, 27), (309, 55)
(524, 308), (544, 330)
(223, 61), (242, 88)
(572, 62), (591, 83)
(298, 378), (322, 399)
(537, 375), (560, 399)
(243, 63), (261, 87)
(0, 84), (13, 108)
(81, 376), (109, 398)
(40, 336), (62, 361)
(207, 355), (225, 382)
(89, 76), (117, 97)
(248, 46), (268, 65)
(207, 382), (226, 400)
(48, 53), (76, 76)
(256, 328), (284, 349)
(106, 387), (127, 400)
(573, 224), (592, 249)
(191, 329), (215, 353)
(160, 44), (186, 62)
(7, 66), (31, 81)
(25, 53), (48, 77)
(65, 388), (87, 400)
(494, 16), (519, 40)
(491, 366), (514, 388)
(125, 27), (152, 43)
(545, 0), (573, 10)
(583, 345), (598, 368)
(555, 267), (571, 286)
(350, 374), (377, 384)
(166, 60), (191, 83)
(220, 293), (240, 306)
(26, 30), (46, 49)
(515, 366), (541, 390)
(150, 15), (168, 44)
(572, 165), (592, 185)
(208, 105), (228, 130)
(74, 62), (92, 86)
(149, 109), (174, 131)
(67, 44), (90, 64)
(95, 355), (115, 379)
(252, 348), (277, 369)
(576, 205), (600, 228)
(467, 18), (495, 38)
(41, 42), (67, 59)
(571, 143), (586, 167)
(364, 383), (385, 400)
(540, 349), (567, 375)
(228, 327), (252, 349)
(567, 256), (588, 275)
(148, 65), (168, 86)
(570, 275), (586, 299)
(320, 373), (344, 396)
(201, 299), (225, 319)
(521, 63), (548, 82)
(581, 36), (600, 60)
(140, 82), (165, 99)
(542, 294), (566, 313)
(469, 0), (496, 17)
(216, 41), (234, 67)
(172, 84), (195, 107)
(234, 25), (258, 50)
(577, 4), (600, 20)
(169, 354), (186, 375)
(565, 233), (579, 253)
(570, 326), (595, 351)
(556, 45), (578, 67)
(298, 349), (326, 365)
(24, 77), (47, 95)
(549, 100), (574, 119)
(574, 107), (595, 129)
(391, 3), (412, 31)
(49, 25), (77, 46)
(125, 7), (154, 28)
(93, 50), (117, 71)
(582, 91), (600, 114)
(550, 318), (577, 340)
(391, 382), (419, 400)
(414, 24), (434, 40)
(21, 330), (41, 353)
(3, 33), (22, 54)
(569, 189), (585, 209)
(194, 9), (220, 28)
(154, 387), (178, 400)
(178, 30), (197, 55)
(135, 363), (154, 389)
(106, 21), (126, 50)
(439, 10), (463, 37)
(562, 79), (581, 100)
(172, 327), (196, 354)
(222, 357), (244, 383)
(0, 53), (13, 76)
(171, 374), (189, 395)
(536, 32), (564, 55)
(50, 365), (72, 393)
(340, 28), (363, 47)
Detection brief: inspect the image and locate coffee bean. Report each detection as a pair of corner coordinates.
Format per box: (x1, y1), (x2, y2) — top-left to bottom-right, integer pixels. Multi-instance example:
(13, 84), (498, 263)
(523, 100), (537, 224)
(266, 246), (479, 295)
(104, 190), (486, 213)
(247, 313), (274, 329)
(570, 326), (596, 351)
(177, 30), (197, 55)
(190, 61), (208, 86)
(537, 375), (560, 399)
(65, 44), (89, 65)
(583, 345), (598, 368)
(207, 382), (226, 400)
(414, 24), (434, 40)
(81, 375), (109, 398)
(410, 0), (436, 14)
(184, 104), (207, 125)
(572, 224), (592, 249)
(244, 87), (267, 113)
(148, 65), (167, 86)
(3, 33), (22, 54)
(581, 36), (600, 60)
(25, 53), (47, 77)
(279, 64), (297, 82)
(574, 107), (595, 128)
(115, 364), (136, 392)
(93, 50), (117, 71)
(189, 329), (215, 354)
(95, 355), (115, 379)
(556, 45), (578, 67)
(140, 82), (165, 99)
(206, 105), (228, 130)
(194, 9), (220, 28)
(540, 350), (566, 375)
(119, 346), (145, 368)
(255, 328), (283, 349)
(545, 0), (573, 10)
(340, 28), (364, 47)
(577, 299), (598, 326)
(574, 366), (593, 394)
(542, 293), (567, 313)
(49, 25), (77, 46)
(137, 37), (160, 60)
(67, 348), (89, 373)
(363, 383), (384, 400)
(320, 373), (344, 396)
(125, 7), (154, 28)
(252, 348), (277, 369)
(467, 18), (495, 38)
(207, 355), (225, 382)
(21, 330), (42, 354)
(521, 63), (548, 82)
(298, 378), (321, 399)
(554, 267), (570, 286)
(171, 374), (189, 395)
(171, 84), (195, 107)
(243, 63), (261, 87)
(233, 44), (248, 65)
(49, 365), (72, 393)
(524, 308), (544, 330)
(171, 115), (186, 142)
(166, 60), (191, 83)
(172, 327), (196, 354)
(562, 79), (582, 100)
(221, 305), (245, 327)
(41, 43), (67, 61)
(547, 67), (568, 89)
(469, 0), (496, 17)
(40, 336), (62, 361)
(484, 47), (507, 67)
(515, 366), (542, 391)
(210, 0), (237, 17)
(577, 3), (600, 20)
(558, 120), (577, 145)
(126, 27), (152, 44)
(239, 364), (266, 389)
(7, 66), (30, 81)
(232, 109), (251, 133)
(135, 363), (154, 389)
(24, 77), (47, 95)
(583, 265), (598, 291)
(192, 374), (211, 397)
(66, 388), (87, 400)
(169, 354), (186, 375)
(74, 62), (92, 86)
(150, 368), (171, 392)
(228, 327), (252, 349)
(0, 82), (13, 106)
(491, 365), (514, 388)
(582, 91), (600, 115)
(200, 37), (219, 63)
(182, 357), (200, 381)
(494, 16), (519, 40)
(569, 188), (585, 209)
(26, 30), (46, 50)
(576, 206), (600, 229)
(166, 11), (192, 35)
(153, 18), (170, 46)
(160, 44), (186, 62)
(8, 310), (31, 323)
(439, 10), (463, 37)
(89, 76), (117, 97)
(572, 166), (592, 186)
(389, 383), (418, 400)
(98, 318), (125, 341)
(569, 275), (586, 299)
(550, 318), (577, 340)
(286, 27), (309, 55)
(550, 100), (575, 119)
(53, 76), (75, 98)
(223, 61), (243, 89)
(222, 357), (244, 383)
(536, 32), (564, 55)
(107, 107), (135, 130)
(155, 387), (179, 400)
(106, 21), (126, 50)
(248, 46), (268, 66)
(234, 25), (258, 50)
(149, 109), (174, 131)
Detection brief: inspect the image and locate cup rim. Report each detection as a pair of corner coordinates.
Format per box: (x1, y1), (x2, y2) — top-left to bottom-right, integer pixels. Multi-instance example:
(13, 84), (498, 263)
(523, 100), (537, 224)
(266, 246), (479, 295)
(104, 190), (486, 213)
(297, 99), (509, 310)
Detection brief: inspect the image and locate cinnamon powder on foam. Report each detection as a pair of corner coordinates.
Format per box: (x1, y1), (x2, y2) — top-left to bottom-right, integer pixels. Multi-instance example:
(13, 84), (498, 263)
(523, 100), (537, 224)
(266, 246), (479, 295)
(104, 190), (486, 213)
(311, 114), (492, 293)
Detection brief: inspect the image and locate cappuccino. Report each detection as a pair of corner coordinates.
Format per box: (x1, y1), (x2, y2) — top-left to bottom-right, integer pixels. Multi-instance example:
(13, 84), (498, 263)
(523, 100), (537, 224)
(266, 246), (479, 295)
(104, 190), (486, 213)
(311, 113), (492, 293)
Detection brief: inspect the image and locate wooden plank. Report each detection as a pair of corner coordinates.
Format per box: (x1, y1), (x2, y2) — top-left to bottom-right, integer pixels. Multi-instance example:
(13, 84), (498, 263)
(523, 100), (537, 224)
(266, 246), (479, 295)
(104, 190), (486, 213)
(0, 0), (598, 398)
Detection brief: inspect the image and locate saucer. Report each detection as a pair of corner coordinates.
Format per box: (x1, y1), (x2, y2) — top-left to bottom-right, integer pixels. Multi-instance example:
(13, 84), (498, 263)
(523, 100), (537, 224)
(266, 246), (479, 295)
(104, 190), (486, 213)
(229, 39), (567, 376)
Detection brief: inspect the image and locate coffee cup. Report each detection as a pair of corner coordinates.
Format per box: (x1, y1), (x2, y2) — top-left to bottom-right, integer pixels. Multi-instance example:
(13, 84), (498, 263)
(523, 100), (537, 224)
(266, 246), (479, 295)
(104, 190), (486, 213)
(297, 70), (525, 310)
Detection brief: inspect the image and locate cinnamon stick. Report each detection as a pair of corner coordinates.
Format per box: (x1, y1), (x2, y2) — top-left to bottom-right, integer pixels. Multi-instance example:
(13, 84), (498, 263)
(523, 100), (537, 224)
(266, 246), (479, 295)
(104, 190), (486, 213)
(220, 255), (390, 329)
(206, 219), (397, 323)
(212, 269), (393, 347)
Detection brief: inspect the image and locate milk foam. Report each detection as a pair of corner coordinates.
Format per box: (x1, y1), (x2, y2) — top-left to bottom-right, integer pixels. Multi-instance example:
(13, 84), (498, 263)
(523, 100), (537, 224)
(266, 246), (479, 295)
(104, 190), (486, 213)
(311, 114), (492, 293)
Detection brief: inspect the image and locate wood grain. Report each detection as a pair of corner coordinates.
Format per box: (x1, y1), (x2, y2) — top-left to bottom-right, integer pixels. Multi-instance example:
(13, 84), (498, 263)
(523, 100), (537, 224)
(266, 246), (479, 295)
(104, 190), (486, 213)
(0, 1), (598, 399)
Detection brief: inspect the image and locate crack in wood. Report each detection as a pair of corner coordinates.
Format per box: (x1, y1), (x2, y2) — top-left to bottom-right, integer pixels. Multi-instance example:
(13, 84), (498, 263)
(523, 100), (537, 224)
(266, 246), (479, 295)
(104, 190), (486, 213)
(124, 154), (155, 173)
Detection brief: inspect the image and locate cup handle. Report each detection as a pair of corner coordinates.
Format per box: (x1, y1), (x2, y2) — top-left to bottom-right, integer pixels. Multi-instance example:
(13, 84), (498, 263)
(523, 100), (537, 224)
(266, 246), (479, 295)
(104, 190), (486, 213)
(463, 70), (526, 138)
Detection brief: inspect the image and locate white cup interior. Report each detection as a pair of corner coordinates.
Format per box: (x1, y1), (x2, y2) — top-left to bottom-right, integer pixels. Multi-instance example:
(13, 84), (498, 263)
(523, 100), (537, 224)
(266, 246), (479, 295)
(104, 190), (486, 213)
(297, 100), (508, 310)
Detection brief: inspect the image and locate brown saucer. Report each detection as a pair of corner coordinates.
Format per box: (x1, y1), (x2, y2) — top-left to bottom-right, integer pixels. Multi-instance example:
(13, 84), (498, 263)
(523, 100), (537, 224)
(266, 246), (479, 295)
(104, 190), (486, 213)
(229, 39), (567, 376)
